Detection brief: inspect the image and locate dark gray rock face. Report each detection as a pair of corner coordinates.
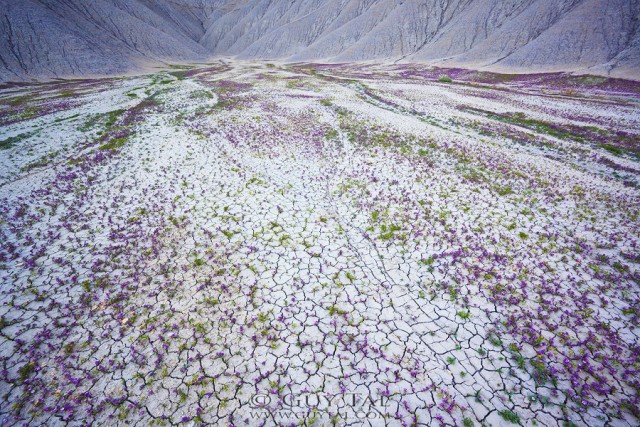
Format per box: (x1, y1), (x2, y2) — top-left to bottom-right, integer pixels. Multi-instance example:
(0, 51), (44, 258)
(0, 0), (210, 81)
(1, 0), (639, 80)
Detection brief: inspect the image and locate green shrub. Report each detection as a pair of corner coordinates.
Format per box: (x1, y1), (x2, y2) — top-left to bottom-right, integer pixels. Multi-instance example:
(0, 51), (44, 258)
(498, 410), (521, 424)
(601, 144), (623, 155)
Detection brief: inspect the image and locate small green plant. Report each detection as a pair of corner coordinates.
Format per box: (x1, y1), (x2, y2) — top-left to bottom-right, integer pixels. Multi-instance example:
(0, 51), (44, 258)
(498, 410), (521, 424)
(421, 257), (435, 266)
(64, 342), (76, 354)
(530, 359), (554, 385)
(378, 223), (401, 240)
(612, 261), (628, 273)
(488, 333), (503, 347)
(438, 76), (453, 83)
(81, 280), (91, 292)
(497, 186), (513, 196)
(328, 305), (347, 316)
(457, 310), (471, 320)
(0, 131), (36, 150)
(463, 418), (474, 427)
(190, 90), (214, 100)
(601, 144), (623, 155)
(99, 137), (128, 151)
(513, 353), (526, 369)
(221, 229), (235, 239)
(105, 109), (125, 128)
(18, 362), (35, 381)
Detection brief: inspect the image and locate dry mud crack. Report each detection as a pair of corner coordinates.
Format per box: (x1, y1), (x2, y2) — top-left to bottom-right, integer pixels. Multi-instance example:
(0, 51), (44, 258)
(0, 63), (639, 427)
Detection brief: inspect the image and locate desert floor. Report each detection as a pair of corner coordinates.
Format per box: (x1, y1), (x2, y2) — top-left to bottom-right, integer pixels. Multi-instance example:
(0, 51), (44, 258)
(0, 62), (639, 426)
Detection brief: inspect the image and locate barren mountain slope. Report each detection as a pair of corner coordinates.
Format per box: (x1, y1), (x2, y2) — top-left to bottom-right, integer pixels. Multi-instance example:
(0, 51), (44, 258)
(0, 0), (211, 81)
(1, 0), (639, 80)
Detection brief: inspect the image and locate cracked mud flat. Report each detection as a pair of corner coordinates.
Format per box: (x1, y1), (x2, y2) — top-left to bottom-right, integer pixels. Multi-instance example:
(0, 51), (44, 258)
(0, 62), (639, 427)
